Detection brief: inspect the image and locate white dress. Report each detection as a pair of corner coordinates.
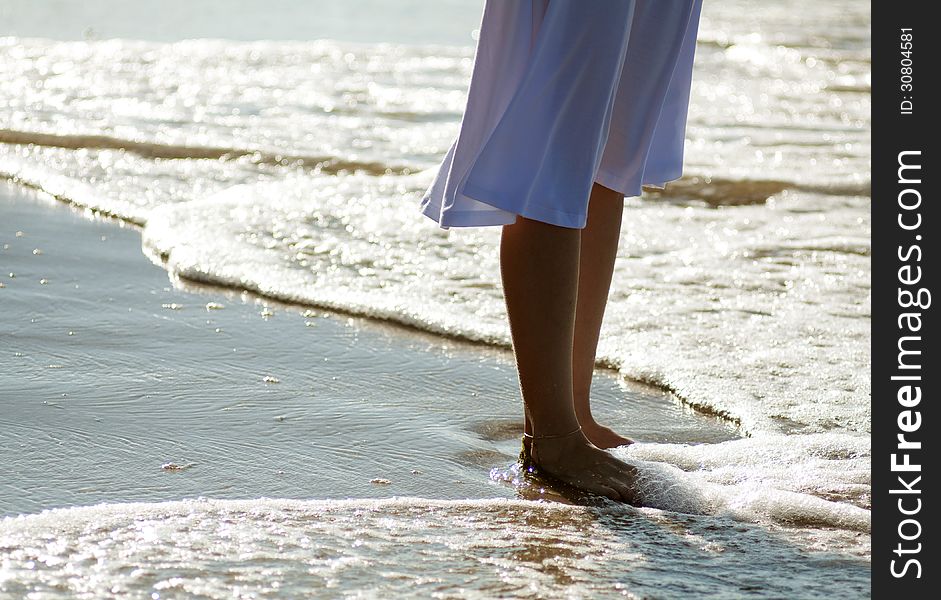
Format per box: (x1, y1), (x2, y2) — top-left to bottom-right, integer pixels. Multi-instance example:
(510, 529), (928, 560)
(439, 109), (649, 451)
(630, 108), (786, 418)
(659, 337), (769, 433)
(420, 0), (703, 230)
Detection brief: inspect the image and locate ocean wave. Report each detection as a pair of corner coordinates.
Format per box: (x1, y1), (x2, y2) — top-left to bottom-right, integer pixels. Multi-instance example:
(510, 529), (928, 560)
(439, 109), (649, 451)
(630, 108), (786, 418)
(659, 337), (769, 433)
(0, 495), (870, 598)
(0, 1), (871, 570)
(0, 129), (411, 175)
(138, 172), (870, 436)
(487, 433), (871, 532)
(620, 434), (871, 527)
(644, 176), (870, 206)
(0, 145), (871, 441)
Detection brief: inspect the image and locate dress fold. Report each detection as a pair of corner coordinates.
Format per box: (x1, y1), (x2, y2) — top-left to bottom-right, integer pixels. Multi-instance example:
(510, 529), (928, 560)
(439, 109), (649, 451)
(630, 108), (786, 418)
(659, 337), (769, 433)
(420, 0), (703, 230)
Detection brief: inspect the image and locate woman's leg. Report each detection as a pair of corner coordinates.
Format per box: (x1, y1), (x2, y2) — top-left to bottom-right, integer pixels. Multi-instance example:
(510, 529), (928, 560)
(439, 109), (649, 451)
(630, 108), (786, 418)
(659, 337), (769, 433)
(501, 216), (637, 502)
(521, 183), (632, 448)
(573, 183), (633, 448)
(501, 215), (582, 439)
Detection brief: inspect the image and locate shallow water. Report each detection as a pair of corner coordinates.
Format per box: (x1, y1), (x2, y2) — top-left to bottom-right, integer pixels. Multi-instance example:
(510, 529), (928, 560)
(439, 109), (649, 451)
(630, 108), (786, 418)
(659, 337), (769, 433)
(0, 498), (870, 599)
(1, 0), (871, 595)
(0, 186), (870, 597)
(0, 186), (738, 518)
(0, 0), (871, 438)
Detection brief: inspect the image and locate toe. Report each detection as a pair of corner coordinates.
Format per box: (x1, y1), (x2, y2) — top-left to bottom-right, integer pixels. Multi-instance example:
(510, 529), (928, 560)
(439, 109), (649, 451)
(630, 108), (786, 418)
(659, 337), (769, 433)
(573, 473), (621, 501)
(599, 472), (634, 503)
(614, 481), (638, 504)
(592, 484), (621, 501)
(599, 467), (638, 504)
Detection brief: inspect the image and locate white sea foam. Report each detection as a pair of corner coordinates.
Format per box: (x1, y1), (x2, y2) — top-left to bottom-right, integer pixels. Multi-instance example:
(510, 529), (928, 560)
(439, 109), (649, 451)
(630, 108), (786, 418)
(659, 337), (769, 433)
(620, 434), (870, 530)
(486, 434), (870, 533)
(0, 497), (870, 599)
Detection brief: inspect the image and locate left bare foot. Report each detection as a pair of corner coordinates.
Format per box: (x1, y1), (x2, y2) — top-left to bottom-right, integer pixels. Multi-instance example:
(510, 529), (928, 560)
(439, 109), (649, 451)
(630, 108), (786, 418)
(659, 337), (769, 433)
(580, 420), (633, 449)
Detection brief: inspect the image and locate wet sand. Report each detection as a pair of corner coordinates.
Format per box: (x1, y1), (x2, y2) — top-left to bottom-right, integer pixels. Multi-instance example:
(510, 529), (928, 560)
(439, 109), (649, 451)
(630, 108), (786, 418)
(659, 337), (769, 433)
(0, 181), (738, 517)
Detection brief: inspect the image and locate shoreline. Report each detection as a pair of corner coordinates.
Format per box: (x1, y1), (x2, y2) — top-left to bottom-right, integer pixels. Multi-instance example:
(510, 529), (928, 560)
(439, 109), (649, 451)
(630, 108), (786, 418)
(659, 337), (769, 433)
(2, 168), (743, 428)
(0, 2), (873, 592)
(0, 180), (739, 518)
(0, 159), (871, 598)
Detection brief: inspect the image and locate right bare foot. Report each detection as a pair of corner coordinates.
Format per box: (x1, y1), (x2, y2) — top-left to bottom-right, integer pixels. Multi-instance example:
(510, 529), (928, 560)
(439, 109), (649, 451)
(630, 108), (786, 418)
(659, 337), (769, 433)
(527, 430), (640, 504)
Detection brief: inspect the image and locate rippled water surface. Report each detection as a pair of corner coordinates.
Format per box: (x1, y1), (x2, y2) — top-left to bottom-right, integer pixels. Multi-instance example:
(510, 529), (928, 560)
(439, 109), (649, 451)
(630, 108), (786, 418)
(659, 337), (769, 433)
(0, 186), (868, 598)
(0, 498), (870, 599)
(1, 0), (870, 596)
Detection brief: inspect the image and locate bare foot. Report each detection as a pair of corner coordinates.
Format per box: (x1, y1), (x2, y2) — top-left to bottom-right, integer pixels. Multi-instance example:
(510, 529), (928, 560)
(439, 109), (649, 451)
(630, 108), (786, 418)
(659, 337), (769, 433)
(526, 430), (639, 504)
(581, 420), (633, 449)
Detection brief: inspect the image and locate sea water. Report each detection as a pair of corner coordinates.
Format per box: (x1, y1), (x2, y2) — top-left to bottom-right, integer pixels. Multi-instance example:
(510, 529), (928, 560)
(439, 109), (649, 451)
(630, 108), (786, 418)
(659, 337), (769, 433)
(0, 0), (870, 596)
(0, 185), (867, 598)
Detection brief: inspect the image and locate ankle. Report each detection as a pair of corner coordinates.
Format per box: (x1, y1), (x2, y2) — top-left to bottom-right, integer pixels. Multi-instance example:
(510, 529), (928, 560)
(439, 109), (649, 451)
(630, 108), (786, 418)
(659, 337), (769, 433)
(529, 427), (592, 464)
(527, 419), (583, 439)
(526, 423), (583, 441)
(575, 413), (598, 429)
